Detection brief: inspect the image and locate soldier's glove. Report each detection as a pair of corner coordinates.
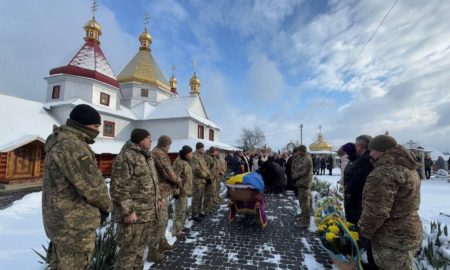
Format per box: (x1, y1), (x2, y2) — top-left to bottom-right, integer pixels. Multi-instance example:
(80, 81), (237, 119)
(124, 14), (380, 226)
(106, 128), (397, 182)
(100, 210), (109, 225)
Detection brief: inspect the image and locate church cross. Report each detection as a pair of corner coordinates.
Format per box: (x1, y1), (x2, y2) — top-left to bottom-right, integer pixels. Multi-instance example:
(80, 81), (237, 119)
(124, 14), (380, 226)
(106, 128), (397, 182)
(143, 12), (150, 31)
(171, 65), (176, 76)
(406, 140), (416, 148)
(192, 59), (197, 73)
(91, 0), (98, 19)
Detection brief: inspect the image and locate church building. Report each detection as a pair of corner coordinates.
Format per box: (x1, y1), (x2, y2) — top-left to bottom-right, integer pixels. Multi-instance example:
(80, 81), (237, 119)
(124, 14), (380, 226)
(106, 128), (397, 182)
(0, 10), (236, 185)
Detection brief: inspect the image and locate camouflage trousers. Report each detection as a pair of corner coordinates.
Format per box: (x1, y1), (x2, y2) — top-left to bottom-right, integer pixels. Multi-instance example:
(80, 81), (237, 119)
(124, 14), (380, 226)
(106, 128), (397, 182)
(297, 187), (311, 225)
(202, 181), (216, 213)
(148, 195), (169, 250)
(173, 195), (188, 235)
(46, 234), (96, 270)
(214, 179), (222, 204)
(192, 180), (206, 218)
(372, 242), (416, 270)
(114, 222), (150, 270)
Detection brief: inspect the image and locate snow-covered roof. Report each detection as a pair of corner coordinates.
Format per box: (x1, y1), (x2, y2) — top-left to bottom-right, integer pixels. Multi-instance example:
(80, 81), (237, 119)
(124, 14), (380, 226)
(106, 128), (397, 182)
(135, 96), (220, 130)
(309, 150), (337, 155)
(422, 147), (450, 161)
(90, 137), (239, 155)
(44, 98), (137, 120)
(0, 93), (57, 151)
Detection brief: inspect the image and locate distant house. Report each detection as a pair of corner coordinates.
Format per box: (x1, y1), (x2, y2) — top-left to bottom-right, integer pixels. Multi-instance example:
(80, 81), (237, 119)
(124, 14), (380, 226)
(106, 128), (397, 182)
(0, 14), (237, 185)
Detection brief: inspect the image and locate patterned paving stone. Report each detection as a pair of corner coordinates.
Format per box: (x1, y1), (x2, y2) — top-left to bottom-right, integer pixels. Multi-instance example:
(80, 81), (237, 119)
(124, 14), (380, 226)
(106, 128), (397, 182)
(150, 192), (333, 269)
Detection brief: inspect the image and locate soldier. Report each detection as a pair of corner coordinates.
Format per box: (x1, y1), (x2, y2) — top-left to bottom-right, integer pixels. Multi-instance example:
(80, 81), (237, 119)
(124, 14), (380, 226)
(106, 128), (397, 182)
(110, 129), (163, 268)
(42, 104), (112, 270)
(203, 147), (221, 214)
(151, 135), (181, 254)
(214, 154), (225, 206)
(172, 145), (194, 237)
(291, 145), (313, 229)
(191, 142), (212, 222)
(359, 135), (423, 270)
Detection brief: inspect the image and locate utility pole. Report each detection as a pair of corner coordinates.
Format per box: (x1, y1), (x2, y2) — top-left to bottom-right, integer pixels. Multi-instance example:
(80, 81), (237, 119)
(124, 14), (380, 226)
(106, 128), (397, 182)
(299, 124), (303, 145)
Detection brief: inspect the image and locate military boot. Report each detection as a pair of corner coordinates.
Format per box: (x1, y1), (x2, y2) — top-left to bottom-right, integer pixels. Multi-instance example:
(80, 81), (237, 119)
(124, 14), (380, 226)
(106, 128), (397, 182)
(147, 247), (165, 263)
(158, 239), (175, 252)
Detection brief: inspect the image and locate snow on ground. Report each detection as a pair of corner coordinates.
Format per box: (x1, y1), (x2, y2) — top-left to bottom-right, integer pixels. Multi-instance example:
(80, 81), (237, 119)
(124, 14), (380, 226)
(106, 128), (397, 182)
(192, 245), (208, 265)
(0, 192), (47, 270)
(301, 238), (312, 252)
(303, 253), (325, 270)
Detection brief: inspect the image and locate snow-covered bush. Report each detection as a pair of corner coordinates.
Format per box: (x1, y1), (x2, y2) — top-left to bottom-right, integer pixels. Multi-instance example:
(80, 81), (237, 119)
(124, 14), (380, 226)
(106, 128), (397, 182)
(415, 221), (450, 270)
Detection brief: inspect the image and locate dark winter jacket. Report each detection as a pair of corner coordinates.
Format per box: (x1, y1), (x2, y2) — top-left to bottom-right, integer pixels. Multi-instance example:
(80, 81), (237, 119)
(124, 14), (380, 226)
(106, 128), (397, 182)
(320, 158), (326, 169)
(424, 157), (433, 169)
(259, 160), (287, 191)
(344, 150), (374, 224)
(326, 157), (334, 170)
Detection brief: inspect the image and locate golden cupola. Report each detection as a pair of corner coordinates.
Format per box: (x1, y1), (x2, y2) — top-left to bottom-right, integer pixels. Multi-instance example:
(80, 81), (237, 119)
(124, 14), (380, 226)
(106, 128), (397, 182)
(169, 65), (178, 95)
(84, 18), (102, 43)
(190, 72), (201, 96)
(309, 128), (333, 151)
(116, 14), (170, 92)
(139, 28), (152, 51)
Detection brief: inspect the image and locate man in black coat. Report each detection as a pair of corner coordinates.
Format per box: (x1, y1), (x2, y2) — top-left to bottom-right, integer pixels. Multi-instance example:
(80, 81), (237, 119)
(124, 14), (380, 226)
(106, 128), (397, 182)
(424, 156), (433, 179)
(259, 157), (287, 193)
(344, 134), (378, 270)
(326, 155), (334, 175)
(285, 150), (298, 191)
(320, 157), (326, 175)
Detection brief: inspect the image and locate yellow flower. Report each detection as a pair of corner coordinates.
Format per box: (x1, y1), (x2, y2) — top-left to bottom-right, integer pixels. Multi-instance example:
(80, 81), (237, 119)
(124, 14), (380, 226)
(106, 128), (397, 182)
(328, 225), (340, 234)
(327, 219), (336, 226)
(349, 231), (359, 241)
(318, 225), (327, 232)
(345, 222), (354, 228)
(326, 232), (338, 241)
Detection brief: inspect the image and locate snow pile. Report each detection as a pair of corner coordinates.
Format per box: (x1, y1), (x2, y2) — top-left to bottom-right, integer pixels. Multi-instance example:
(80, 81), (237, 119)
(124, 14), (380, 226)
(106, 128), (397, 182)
(415, 222), (450, 270)
(227, 251), (238, 262)
(434, 169), (449, 179)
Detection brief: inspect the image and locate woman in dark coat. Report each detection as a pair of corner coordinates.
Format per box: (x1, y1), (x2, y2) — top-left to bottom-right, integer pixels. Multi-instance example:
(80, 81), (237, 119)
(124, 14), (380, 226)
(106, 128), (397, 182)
(259, 157), (287, 194)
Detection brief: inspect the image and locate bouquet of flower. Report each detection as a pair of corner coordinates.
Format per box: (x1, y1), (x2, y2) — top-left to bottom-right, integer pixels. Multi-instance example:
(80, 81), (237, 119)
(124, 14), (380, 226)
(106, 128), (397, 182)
(315, 195), (363, 270)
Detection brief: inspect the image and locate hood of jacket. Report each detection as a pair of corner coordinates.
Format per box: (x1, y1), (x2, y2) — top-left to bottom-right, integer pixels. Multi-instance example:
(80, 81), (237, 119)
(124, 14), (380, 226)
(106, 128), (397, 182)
(120, 140), (151, 158)
(376, 145), (418, 170)
(44, 123), (96, 153)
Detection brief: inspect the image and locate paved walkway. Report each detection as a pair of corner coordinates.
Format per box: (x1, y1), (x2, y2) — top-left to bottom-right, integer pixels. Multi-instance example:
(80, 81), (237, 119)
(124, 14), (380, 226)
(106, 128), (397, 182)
(150, 192), (333, 269)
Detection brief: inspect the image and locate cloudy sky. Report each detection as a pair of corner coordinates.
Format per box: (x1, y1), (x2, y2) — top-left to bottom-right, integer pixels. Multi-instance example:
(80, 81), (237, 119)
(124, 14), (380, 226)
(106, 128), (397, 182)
(0, 0), (449, 151)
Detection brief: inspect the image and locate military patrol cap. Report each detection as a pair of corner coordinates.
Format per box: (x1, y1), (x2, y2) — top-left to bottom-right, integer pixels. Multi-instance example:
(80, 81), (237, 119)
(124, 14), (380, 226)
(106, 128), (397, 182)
(157, 135), (172, 147)
(131, 128), (150, 144)
(69, 104), (101, 125)
(369, 135), (397, 152)
(196, 142), (204, 150)
(298, 145), (307, 153)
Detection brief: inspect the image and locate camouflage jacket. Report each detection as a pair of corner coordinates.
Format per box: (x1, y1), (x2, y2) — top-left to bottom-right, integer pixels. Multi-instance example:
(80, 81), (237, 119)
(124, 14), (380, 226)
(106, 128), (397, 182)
(204, 154), (221, 181)
(152, 146), (180, 196)
(291, 153), (313, 189)
(190, 152), (211, 185)
(110, 141), (160, 223)
(42, 124), (112, 252)
(173, 157), (193, 196)
(359, 145), (423, 250)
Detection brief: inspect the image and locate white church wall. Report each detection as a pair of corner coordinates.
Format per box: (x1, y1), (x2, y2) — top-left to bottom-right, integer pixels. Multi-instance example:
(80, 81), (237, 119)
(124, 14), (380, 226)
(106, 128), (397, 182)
(136, 118), (189, 141)
(188, 120), (220, 142)
(190, 98), (208, 118)
(92, 84), (118, 111)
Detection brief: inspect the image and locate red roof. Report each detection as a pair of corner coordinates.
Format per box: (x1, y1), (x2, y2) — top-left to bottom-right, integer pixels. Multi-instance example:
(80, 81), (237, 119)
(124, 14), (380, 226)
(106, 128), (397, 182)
(49, 40), (119, 88)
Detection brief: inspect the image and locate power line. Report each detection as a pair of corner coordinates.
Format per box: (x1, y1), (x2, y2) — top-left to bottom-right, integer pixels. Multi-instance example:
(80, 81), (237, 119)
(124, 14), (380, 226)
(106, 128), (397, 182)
(297, 0), (399, 125)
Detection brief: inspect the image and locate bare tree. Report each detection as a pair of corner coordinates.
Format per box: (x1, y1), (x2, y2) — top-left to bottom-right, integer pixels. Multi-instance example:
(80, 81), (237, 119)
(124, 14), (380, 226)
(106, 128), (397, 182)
(238, 127), (266, 151)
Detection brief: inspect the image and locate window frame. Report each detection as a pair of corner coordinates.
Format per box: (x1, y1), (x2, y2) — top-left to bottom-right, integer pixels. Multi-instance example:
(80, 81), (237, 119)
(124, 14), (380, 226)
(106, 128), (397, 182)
(198, 125), (204, 139)
(141, 88), (149, 97)
(103, 121), (115, 137)
(51, 85), (60, 99)
(100, 92), (110, 106)
(209, 129), (214, 141)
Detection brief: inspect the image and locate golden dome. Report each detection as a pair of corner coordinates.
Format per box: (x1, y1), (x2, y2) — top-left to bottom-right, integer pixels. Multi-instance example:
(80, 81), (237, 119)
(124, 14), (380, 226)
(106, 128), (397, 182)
(189, 72), (201, 96)
(169, 75), (177, 87)
(309, 132), (333, 151)
(83, 18), (102, 43)
(84, 18), (102, 33)
(139, 30), (152, 50)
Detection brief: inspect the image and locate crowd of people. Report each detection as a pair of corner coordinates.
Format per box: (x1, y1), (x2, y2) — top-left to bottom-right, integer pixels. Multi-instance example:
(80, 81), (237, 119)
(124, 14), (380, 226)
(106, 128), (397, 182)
(42, 104), (424, 270)
(42, 105), (224, 269)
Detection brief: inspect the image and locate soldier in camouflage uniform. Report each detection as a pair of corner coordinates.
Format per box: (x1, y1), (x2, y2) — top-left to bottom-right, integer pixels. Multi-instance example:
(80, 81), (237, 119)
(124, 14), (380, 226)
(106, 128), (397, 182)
(151, 135), (181, 254)
(213, 155), (225, 206)
(42, 104), (112, 270)
(291, 145), (313, 228)
(172, 145), (194, 237)
(203, 147), (221, 214)
(110, 129), (163, 267)
(359, 135), (423, 270)
(190, 142), (212, 222)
